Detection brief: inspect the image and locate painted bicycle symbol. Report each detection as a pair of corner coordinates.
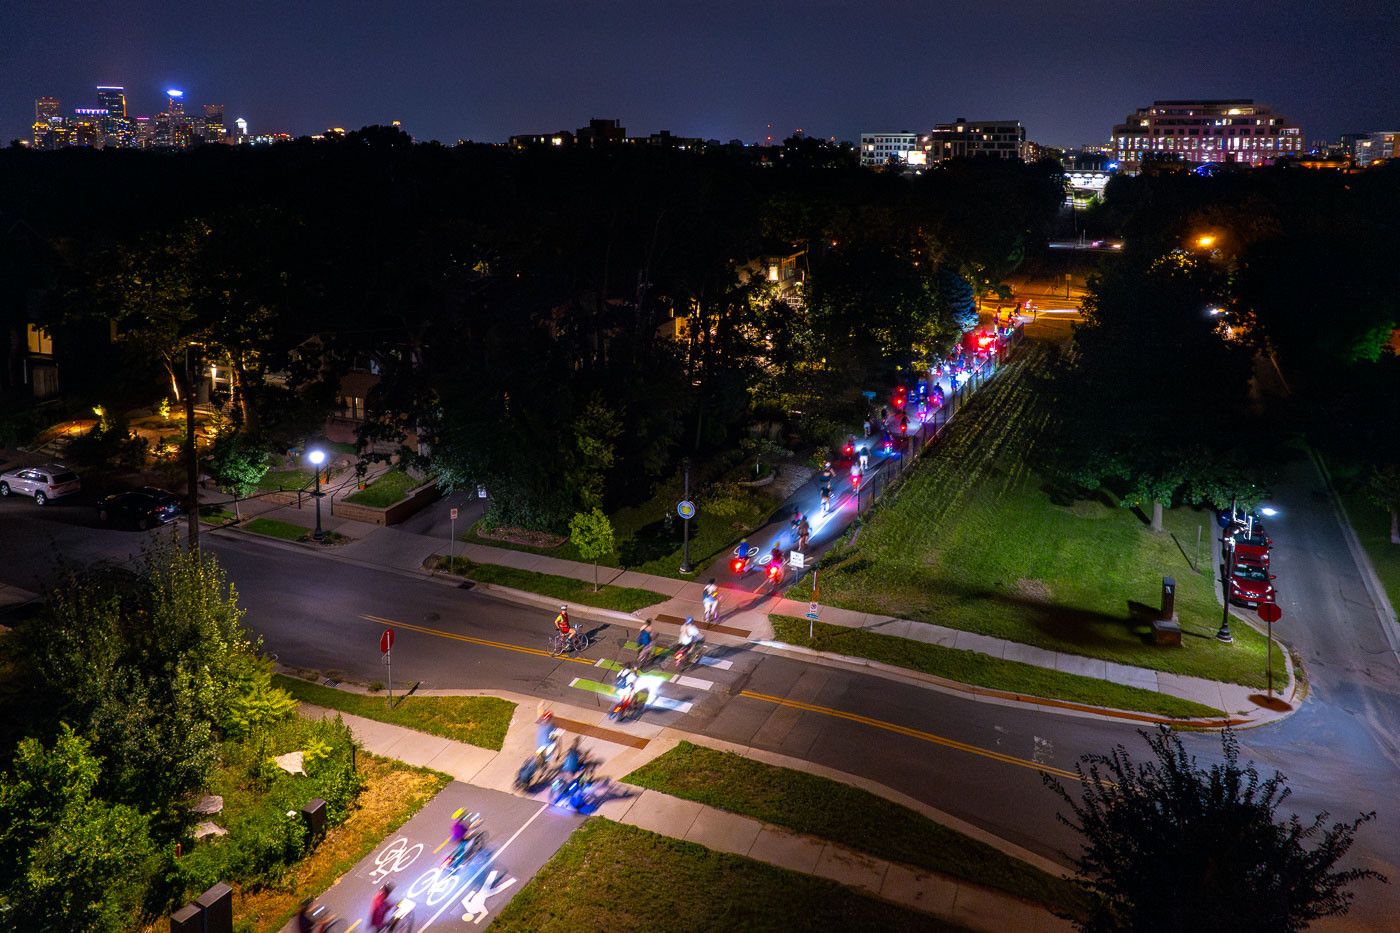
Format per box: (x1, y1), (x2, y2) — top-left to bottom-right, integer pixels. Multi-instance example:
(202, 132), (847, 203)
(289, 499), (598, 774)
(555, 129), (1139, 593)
(368, 836), (423, 884)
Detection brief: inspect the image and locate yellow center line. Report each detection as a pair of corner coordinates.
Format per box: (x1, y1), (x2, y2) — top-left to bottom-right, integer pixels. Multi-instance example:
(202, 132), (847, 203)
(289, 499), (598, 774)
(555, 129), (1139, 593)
(739, 690), (1082, 782)
(360, 614), (598, 665)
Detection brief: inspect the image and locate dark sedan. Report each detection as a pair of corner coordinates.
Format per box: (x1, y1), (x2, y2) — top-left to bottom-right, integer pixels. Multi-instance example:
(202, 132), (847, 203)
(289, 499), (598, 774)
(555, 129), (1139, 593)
(97, 488), (181, 529)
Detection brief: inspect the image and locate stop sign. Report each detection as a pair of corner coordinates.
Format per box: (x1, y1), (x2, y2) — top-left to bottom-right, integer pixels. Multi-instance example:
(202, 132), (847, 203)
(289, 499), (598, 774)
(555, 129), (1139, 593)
(380, 628), (395, 654)
(1257, 604), (1282, 624)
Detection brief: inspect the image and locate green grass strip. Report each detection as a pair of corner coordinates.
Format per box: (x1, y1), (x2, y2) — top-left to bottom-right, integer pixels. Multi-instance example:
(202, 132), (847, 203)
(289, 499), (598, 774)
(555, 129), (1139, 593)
(489, 818), (971, 933)
(624, 741), (1088, 920)
(771, 615), (1222, 719)
(344, 470), (423, 507)
(244, 517), (311, 540)
(441, 556), (668, 614)
(273, 674), (515, 750)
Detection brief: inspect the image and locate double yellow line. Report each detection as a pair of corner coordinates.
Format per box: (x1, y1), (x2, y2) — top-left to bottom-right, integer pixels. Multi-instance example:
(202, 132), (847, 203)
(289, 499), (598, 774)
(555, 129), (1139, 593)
(360, 614), (598, 665)
(359, 613), (1080, 781)
(739, 690), (1083, 781)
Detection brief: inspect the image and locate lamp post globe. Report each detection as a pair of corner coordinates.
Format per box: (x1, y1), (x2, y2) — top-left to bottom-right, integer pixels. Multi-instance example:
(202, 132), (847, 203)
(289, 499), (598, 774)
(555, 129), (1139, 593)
(308, 449), (326, 540)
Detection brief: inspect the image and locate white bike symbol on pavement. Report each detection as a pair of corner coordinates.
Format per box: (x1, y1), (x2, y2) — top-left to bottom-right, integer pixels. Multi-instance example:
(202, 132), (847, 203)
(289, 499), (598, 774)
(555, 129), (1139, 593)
(368, 836), (423, 885)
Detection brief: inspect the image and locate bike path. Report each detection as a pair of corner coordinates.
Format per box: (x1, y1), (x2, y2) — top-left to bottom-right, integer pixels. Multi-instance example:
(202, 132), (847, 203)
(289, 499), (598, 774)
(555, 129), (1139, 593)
(284, 780), (582, 932)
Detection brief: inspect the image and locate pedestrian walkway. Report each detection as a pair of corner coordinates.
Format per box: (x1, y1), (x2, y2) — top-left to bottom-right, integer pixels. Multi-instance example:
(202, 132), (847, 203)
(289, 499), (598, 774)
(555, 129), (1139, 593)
(295, 685), (1073, 932)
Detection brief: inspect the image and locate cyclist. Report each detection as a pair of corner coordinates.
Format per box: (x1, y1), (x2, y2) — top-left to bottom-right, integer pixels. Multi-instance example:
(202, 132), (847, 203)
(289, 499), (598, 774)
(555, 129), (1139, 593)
(553, 605), (582, 651)
(702, 579), (720, 623)
(863, 417), (871, 438)
(369, 882), (395, 932)
(858, 445), (869, 471)
(561, 736), (584, 778)
(615, 664), (640, 709)
(535, 709), (558, 752)
(789, 507), (802, 536)
(635, 619), (654, 666)
(736, 535), (751, 571)
(679, 616), (704, 657)
(820, 485), (832, 514)
(819, 460), (834, 489)
(296, 897), (317, 933)
(451, 808), (481, 855)
(797, 516), (810, 552)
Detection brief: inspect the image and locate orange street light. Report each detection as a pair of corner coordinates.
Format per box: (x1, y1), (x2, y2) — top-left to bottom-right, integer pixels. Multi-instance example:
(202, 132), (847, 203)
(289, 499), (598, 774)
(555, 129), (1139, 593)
(1196, 235), (1216, 248)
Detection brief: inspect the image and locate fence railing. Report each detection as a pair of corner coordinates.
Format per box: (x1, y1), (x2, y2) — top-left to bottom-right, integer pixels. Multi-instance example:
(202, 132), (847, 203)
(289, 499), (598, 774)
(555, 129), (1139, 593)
(850, 324), (1024, 517)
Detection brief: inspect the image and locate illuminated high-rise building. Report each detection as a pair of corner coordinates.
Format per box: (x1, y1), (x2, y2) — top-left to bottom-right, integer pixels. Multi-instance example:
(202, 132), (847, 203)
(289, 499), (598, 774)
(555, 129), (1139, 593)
(33, 98), (62, 149)
(203, 104), (225, 143)
(96, 86), (126, 118)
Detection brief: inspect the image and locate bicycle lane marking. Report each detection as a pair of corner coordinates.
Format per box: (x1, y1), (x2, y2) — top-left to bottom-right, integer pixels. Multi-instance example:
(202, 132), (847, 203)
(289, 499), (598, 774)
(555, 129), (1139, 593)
(418, 801), (550, 931)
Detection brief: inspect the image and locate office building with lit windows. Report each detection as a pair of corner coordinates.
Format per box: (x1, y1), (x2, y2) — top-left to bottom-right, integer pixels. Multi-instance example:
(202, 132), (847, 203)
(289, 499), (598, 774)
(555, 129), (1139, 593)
(860, 132), (920, 168)
(1111, 99), (1302, 173)
(922, 119), (1028, 162)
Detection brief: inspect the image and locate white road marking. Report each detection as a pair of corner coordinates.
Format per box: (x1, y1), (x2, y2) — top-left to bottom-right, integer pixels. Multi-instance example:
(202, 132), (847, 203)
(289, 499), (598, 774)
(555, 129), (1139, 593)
(697, 657), (732, 670)
(419, 802), (549, 931)
(672, 674), (712, 690)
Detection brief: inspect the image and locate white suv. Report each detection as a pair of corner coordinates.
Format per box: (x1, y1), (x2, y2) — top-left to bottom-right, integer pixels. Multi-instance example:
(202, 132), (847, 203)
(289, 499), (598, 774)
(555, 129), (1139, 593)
(0, 463), (82, 505)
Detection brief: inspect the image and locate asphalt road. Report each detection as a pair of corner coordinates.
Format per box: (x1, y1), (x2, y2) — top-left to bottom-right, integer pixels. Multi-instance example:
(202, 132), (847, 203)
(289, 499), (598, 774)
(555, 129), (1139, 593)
(4, 448), (1400, 927)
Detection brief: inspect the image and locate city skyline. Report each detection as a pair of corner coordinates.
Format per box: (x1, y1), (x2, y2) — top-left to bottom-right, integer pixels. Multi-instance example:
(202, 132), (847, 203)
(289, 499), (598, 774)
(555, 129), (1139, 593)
(5, 0), (1399, 148)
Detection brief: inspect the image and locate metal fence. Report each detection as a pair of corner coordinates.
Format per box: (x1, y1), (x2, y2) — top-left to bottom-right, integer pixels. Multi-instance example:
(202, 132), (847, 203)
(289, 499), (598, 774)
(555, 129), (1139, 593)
(851, 324), (1024, 517)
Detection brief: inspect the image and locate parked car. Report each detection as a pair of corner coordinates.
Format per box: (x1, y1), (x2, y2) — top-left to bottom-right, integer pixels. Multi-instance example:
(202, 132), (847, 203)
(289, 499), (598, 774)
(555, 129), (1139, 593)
(1224, 521), (1271, 567)
(97, 487), (181, 529)
(1228, 561), (1277, 607)
(0, 463), (81, 505)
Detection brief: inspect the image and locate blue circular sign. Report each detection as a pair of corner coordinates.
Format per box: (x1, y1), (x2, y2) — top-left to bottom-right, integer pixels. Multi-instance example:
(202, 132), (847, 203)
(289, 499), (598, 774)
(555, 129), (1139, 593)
(677, 500), (696, 520)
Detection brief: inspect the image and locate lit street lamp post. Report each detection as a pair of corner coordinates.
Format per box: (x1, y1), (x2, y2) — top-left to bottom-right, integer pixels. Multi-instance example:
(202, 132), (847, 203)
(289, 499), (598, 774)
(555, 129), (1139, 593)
(1217, 532), (1235, 643)
(308, 448), (326, 541)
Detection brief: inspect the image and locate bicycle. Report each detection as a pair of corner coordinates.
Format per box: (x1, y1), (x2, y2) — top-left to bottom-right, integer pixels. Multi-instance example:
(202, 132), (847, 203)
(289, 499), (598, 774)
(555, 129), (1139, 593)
(548, 630), (593, 656)
(380, 899), (416, 933)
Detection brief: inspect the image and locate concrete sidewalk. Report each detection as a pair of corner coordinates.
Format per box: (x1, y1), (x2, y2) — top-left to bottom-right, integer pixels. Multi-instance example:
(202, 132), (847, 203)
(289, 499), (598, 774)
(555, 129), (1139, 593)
(210, 499), (1298, 726)
(297, 686), (1074, 932)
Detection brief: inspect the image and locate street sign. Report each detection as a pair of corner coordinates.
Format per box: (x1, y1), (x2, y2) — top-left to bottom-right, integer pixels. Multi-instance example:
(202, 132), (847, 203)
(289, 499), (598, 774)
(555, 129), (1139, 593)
(677, 500), (696, 520)
(380, 628), (395, 654)
(806, 602), (819, 620)
(1257, 604), (1282, 623)
(788, 551), (805, 569)
(450, 508), (458, 520)
(861, 390), (876, 399)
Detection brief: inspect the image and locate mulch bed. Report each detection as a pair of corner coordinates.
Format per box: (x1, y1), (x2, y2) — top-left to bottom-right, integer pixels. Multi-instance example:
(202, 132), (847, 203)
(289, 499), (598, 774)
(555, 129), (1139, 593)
(475, 525), (568, 548)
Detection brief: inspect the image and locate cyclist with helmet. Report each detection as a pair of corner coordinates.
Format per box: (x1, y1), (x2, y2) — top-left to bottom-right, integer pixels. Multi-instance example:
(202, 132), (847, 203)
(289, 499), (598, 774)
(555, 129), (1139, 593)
(553, 605), (582, 651)
(369, 882), (395, 932)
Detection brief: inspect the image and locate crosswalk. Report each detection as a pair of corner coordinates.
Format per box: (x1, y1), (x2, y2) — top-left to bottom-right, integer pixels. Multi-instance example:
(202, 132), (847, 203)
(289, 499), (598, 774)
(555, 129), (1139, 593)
(563, 645), (736, 718)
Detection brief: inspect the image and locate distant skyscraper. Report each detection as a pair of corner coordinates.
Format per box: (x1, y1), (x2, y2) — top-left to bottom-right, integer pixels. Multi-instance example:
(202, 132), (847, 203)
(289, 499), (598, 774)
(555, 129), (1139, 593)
(203, 104), (224, 143)
(96, 86), (125, 118)
(33, 98), (61, 148)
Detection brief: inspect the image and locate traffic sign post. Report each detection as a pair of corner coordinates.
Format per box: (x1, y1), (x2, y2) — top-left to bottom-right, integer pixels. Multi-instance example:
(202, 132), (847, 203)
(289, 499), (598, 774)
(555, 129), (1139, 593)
(1257, 603), (1282, 698)
(807, 570), (819, 638)
(679, 458), (695, 573)
(449, 507), (459, 571)
(380, 628), (395, 708)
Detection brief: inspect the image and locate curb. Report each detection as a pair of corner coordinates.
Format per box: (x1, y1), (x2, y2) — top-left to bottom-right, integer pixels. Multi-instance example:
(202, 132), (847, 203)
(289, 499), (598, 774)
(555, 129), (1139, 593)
(752, 639), (1269, 728)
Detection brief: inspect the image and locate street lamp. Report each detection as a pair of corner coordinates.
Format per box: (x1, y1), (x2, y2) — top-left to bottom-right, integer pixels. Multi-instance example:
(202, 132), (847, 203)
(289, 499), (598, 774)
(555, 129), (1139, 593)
(308, 448), (326, 541)
(1217, 529), (1236, 643)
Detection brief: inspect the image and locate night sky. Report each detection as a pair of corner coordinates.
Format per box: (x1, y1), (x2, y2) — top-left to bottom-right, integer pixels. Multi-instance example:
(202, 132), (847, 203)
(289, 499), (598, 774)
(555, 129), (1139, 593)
(4, 0), (1398, 149)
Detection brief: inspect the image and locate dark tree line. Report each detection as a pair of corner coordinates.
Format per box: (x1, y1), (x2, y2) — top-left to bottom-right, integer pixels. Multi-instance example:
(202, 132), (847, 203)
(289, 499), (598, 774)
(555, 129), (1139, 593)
(0, 129), (1064, 529)
(1052, 162), (1400, 523)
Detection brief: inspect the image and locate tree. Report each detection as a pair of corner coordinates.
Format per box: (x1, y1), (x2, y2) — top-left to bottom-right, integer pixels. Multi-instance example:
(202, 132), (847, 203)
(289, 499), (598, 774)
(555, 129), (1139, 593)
(1365, 464), (1400, 545)
(21, 538), (258, 830)
(569, 508), (616, 591)
(1044, 727), (1384, 932)
(204, 429), (270, 518)
(0, 725), (157, 933)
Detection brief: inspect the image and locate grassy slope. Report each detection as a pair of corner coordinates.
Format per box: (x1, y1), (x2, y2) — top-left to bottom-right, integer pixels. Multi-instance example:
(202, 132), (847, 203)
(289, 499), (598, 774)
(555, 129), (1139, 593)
(623, 742), (1086, 919)
(770, 615), (1222, 718)
(489, 818), (971, 933)
(343, 470), (421, 507)
(274, 675), (515, 750)
(793, 342), (1271, 688)
(438, 557), (668, 613)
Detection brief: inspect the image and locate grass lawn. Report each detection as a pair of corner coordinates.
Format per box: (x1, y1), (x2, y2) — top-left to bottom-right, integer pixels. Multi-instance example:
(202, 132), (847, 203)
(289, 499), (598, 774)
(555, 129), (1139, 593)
(789, 342), (1273, 689)
(489, 818), (971, 933)
(464, 489), (774, 581)
(273, 674), (514, 750)
(344, 470), (423, 507)
(437, 556), (669, 614)
(770, 615), (1222, 719)
(1332, 465), (1400, 616)
(198, 507), (237, 524)
(245, 517), (312, 541)
(255, 467), (320, 491)
(623, 742), (1086, 921)
(230, 752), (450, 933)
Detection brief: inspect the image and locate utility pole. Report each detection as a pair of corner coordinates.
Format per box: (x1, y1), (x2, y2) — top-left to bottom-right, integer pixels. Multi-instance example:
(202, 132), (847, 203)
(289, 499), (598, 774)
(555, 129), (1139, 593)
(184, 343), (200, 553)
